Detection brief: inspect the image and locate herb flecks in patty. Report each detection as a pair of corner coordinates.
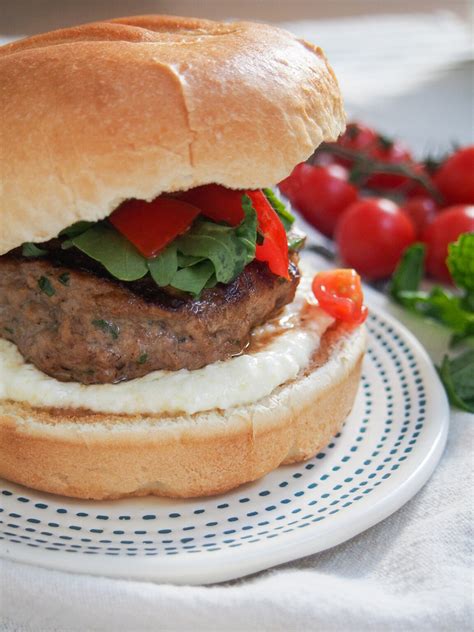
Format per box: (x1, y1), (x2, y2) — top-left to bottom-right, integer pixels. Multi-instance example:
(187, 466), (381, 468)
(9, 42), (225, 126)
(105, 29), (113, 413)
(92, 319), (119, 340)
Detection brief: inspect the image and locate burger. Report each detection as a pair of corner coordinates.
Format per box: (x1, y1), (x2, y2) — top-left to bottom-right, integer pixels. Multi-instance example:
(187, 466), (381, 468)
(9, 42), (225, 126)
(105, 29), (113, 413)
(0, 15), (367, 499)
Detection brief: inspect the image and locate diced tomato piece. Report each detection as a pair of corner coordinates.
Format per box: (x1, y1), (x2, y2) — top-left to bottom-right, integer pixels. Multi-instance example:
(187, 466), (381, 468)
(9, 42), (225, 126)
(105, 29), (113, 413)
(109, 197), (200, 258)
(178, 184), (245, 226)
(247, 190), (290, 279)
(312, 269), (368, 324)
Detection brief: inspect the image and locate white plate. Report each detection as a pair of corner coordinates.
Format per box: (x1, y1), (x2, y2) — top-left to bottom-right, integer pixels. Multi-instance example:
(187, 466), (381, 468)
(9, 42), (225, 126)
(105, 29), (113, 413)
(0, 305), (449, 584)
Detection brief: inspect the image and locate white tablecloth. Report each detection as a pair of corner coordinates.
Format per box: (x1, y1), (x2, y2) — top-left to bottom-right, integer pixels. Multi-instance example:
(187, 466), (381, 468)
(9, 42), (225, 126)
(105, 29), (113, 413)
(1, 12), (473, 631)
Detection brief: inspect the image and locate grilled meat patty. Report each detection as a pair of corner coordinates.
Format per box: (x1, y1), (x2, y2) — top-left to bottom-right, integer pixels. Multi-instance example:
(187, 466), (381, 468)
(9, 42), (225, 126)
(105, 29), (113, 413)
(0, 252), (299, 384)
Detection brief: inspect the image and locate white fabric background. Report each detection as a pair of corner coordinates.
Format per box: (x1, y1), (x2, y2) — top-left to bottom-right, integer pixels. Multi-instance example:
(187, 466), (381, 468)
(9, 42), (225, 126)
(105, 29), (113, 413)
(1, 12), (473, 631)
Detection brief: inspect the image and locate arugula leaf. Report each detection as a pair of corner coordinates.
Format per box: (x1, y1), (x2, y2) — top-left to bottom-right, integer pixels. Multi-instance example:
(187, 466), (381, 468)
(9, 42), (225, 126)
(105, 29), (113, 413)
(390, 243), (425, 298)
(263, 188), (295, 231)
(22, 243), (48, 257)
(287, 227), (307, 252)
(147, 244), (178, 287)
(177, 253), (206, 267)
(175, 220), (248, 284)
(447, 232), (474, 292)
(170, 261), (215, 296)
(438, 350), (474, 413)
(59, 220), (95, 239)
(71, 224), (148, 281)
(237, 196), (258, 264)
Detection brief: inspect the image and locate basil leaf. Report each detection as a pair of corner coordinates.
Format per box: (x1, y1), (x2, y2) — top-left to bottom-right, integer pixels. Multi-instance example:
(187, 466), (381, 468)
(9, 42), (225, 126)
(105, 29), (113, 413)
(71, 225), (148, 281)
(263, 188), (295, 231)
(171, 260), (215, 296)
(147, 244), (178, 287)
(390, 243), (426, 298)
(22, 243), (48, 257)
(59, 220), (96, 239)
(438, 351), (474, 413)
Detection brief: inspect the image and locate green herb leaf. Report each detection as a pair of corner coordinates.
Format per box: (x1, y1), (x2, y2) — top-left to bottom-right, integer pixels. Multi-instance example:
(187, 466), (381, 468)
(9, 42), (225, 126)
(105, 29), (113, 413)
(438, 350), (474, 413)
(447, 232), (474, 292)
(92, 319), (119, 340)
(58, 272), (70, 286)
(147, 244), (178, 287)
(175, 217), (251, 285)
(59, 220), (96, 239)
(263, 188), (295, 231)
(170, 260), (216, 296)
(390, 243), (426, 298)
(397, 287), (474, 335)
(71, 225), (148, 281)
(287, 227), (307, 252)
(38, 276), (55, 297)
(237, 196), (258, 264)
(22, 243), (48, 257)
(177, 253), (206, 267)
(137, 353), (148, 364)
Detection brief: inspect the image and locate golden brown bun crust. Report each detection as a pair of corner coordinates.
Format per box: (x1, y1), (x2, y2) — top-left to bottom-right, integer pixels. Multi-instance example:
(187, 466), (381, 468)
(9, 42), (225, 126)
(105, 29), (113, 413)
(0, 15), (345, 255)
(0, 324), (365, 499)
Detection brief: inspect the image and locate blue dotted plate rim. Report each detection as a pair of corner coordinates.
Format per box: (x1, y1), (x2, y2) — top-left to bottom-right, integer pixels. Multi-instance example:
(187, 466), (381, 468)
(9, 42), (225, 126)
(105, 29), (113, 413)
(0, 304), (449, 584)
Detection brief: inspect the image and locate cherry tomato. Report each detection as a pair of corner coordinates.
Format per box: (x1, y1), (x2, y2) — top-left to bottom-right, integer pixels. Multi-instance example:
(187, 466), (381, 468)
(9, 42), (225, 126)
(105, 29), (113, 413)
(335, 122), (378, 167)
(335, 198), (416, 280)
(434, 146), (474, 205)
(365, 137), (414, 190)
(110, 197), (200, 258)
(422, 205), (474, 283)
(278, 163), (358, 237)
(178, 184), (244, 226)
(400, 196), (438, 237)
(248, 190), (289, 279)
(312, 269), (368, 324)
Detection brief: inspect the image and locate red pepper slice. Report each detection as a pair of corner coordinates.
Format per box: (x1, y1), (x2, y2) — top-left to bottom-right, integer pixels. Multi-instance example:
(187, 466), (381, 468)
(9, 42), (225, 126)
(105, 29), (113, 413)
(247, 190), (290, 280)
(178, 184), (245, 226)
(109, 197), (200, 258)
(312, 269), (368, 324)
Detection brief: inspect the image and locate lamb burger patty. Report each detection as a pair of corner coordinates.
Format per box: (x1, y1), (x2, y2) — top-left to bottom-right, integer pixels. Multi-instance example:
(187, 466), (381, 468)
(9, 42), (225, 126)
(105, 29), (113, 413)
(0, 254), (299, 384)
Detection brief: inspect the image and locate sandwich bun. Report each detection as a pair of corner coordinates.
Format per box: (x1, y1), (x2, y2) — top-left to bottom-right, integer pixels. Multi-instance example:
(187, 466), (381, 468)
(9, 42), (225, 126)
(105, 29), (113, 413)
(0, 323), (365, 499)
(0, 15), (345, 255)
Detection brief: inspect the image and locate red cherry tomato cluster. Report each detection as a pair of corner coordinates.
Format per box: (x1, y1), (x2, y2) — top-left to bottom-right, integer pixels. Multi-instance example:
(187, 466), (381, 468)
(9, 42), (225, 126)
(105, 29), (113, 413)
(279, 122), (474, 283)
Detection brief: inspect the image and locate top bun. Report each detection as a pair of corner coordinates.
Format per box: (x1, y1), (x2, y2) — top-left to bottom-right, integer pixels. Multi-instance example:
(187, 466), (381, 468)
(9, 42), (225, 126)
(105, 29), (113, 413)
(0, 15), (345, 255)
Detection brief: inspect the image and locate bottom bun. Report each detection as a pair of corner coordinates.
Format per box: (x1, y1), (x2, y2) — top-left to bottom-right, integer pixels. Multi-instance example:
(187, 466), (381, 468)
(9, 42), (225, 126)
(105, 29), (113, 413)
(0, 323), (366, 500)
